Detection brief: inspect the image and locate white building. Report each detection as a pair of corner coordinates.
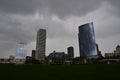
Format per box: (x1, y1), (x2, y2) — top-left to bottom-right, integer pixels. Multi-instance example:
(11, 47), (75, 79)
(15, 42), (27, 59)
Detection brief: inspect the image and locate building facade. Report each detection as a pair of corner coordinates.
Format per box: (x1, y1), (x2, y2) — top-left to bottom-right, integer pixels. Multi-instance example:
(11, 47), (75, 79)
(31, 50), (36, 59)
(36, 29), (46, 60)
(78, 22), (98, 58)
(16, 42), (27, 59)
(67, 46), (74, 58)
(105, 53), (114, 58)
(114, 45), (120, 57)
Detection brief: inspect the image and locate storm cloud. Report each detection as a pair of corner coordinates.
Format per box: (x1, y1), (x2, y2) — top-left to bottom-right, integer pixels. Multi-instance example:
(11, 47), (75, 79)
(0, 0), (120, 58)
(0, 0), (105, 18)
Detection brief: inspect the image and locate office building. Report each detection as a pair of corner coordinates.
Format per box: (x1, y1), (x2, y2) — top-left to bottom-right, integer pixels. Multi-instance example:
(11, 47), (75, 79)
(67, 46), (74, 58)
(36, 29), (46, 60)
(31, 50), (36, 59)
(15, 42), (27, 59)
(78, 22), (98, 58)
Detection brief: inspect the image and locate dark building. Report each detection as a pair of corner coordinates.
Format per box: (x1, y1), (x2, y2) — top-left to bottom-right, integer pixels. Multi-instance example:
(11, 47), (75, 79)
(78, 22), (98, 58)
(96, 44), (103, 58)
(36, 29), (46, 60)
(31, 50), (36, 59)
(67, 46), (74, 58)
(48, 51), (67, 58)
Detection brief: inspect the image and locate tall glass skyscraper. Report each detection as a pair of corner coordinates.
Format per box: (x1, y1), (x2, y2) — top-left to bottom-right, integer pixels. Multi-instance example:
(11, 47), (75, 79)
(16, 42), (27, 59)
(78, 22), (98, 58)
(36, 29), (46, 60)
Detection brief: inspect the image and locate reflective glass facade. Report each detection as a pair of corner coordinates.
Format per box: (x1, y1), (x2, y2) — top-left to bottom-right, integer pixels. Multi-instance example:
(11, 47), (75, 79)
(78, 22), (98, 58)
(16, 42), (27, 59)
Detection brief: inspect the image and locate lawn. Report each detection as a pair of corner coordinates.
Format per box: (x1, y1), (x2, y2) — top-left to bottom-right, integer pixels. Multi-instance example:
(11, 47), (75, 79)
(0, 64), (120, 80)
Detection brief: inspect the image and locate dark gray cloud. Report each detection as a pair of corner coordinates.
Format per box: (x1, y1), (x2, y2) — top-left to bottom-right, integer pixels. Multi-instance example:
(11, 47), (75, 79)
(108, 0), (120, 9)
(107, 0), (120, 17)
(0, 13), (71, 57)
(0, 0), (120, 57)
(0, 14), (35, 42)
(0, 13), (36, 57)
(0, 0), (104, 18)
(94, 0), (120, 39)
(95, 16), (120, 39)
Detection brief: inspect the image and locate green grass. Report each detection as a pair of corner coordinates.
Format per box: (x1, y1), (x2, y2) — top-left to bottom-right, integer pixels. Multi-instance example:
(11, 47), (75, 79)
(0, 64), (120, 80)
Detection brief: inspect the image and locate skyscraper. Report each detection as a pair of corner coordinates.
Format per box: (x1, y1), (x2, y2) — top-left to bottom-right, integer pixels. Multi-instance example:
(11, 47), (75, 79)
(67, 46), (74, 58)
(78, 22), (98, 58)
(36, 29), (46, 60)
(16, 42), (27, 59)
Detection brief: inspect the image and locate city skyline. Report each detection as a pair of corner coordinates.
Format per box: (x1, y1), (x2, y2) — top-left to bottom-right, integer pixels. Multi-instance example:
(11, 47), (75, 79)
(0, 0), (120, 58)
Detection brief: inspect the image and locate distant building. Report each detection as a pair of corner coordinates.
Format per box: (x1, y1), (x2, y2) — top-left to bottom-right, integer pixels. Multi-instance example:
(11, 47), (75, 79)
(105, 45), (120, 58)
(36, 29), (46, 60)
(9, 55), (15, 60)
(105, 53), (114, 58)
(31, 50), (36, 59)
(15, 42), (27, 59)
(67, 46), (74, 58)
(114, 45), (120, 55)
(48, 51), (67, 58)
(78, 22), (98, 58)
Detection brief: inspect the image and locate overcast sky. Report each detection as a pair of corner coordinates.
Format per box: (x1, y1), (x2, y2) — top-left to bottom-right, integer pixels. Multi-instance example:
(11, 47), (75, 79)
(0, 0), (120, 58)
